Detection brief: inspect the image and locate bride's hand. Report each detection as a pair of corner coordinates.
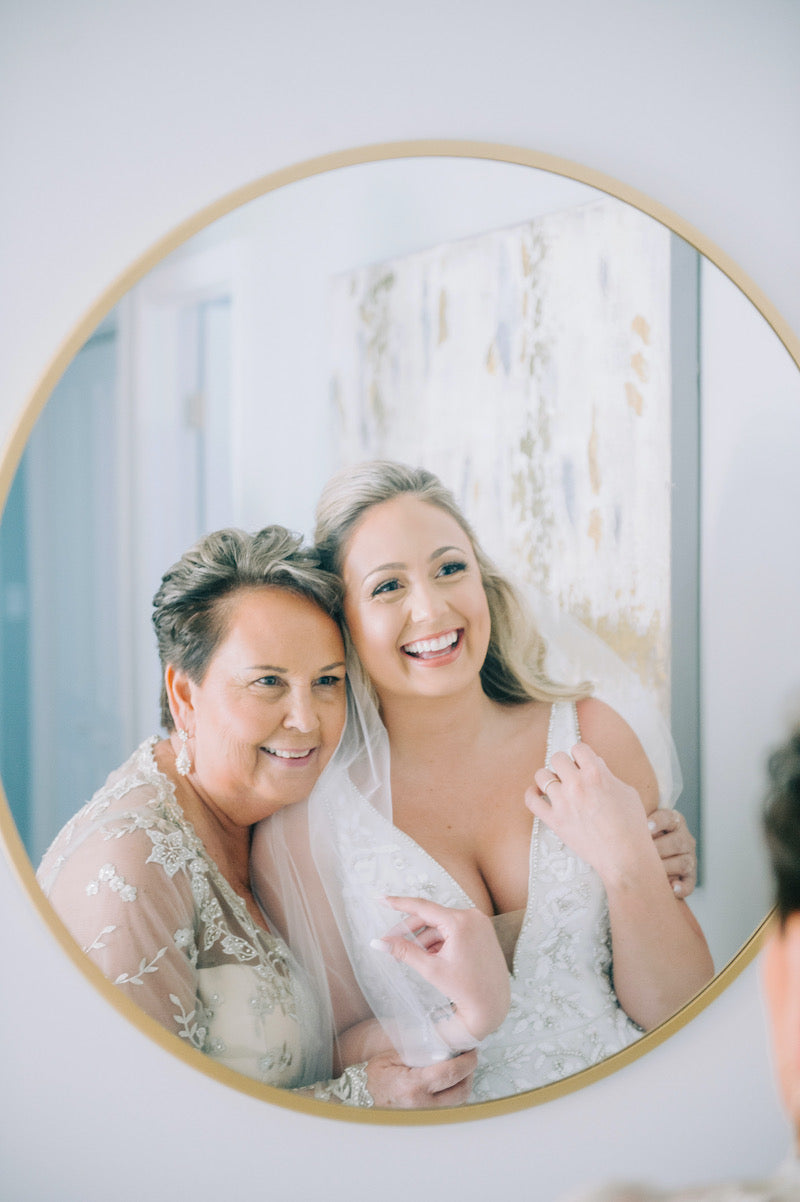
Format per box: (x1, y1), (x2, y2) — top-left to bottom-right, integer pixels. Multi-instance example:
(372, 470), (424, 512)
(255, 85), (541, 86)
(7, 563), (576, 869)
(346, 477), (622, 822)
(364, 1048), (478, 1108)
(527, 742), (656, 886)
(372, 896), (510, 1042)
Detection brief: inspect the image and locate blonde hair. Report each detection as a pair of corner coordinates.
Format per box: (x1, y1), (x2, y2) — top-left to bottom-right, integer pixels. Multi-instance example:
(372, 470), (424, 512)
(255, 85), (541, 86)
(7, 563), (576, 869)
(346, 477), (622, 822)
(152, 525), (343, 730)
(314, 460), (589, 707)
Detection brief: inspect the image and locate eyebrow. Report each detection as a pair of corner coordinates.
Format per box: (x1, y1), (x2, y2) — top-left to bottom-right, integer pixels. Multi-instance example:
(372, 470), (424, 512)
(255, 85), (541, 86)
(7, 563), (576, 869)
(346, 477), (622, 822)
(247, 661), (347, 673)
(362, 545), (466, 585)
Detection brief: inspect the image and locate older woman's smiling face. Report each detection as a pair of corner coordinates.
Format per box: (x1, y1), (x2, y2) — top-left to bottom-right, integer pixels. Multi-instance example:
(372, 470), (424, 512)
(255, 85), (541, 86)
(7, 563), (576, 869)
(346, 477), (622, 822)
(173, 587), (346, 825)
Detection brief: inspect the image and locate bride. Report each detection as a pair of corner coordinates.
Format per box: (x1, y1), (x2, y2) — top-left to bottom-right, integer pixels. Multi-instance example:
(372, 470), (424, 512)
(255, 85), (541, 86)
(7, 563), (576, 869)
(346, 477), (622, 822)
(252, 461), (713, 1102)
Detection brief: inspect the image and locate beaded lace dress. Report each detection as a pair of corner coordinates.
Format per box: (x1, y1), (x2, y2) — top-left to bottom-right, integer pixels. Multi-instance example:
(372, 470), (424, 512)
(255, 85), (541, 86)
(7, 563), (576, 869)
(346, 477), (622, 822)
(37, 739), (341, 1092)
(473, 701), (642, 1099)
(255, 695), (644, 1101)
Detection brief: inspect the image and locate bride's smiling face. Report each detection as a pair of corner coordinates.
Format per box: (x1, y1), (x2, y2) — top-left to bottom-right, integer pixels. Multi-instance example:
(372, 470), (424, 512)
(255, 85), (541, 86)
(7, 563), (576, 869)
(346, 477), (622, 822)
(341, 494), (492, 705)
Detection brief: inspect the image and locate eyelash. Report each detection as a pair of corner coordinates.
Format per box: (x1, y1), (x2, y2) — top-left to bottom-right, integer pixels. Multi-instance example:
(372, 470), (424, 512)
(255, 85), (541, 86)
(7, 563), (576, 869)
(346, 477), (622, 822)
(370, 561), (468, 597)
(254, 675), (344, 689)
(315, 675), (345, 688)
(371, 579), (400, 597)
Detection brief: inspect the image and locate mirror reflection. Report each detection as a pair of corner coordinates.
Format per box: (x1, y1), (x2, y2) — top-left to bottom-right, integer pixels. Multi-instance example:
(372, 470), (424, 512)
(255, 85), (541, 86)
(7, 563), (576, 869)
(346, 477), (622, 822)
(2, 153), (799, 1110)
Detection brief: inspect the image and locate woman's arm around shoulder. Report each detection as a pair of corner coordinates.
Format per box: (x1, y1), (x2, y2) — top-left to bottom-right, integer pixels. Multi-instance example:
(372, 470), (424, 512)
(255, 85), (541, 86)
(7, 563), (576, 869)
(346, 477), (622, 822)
(299, 1048), (479, 1109)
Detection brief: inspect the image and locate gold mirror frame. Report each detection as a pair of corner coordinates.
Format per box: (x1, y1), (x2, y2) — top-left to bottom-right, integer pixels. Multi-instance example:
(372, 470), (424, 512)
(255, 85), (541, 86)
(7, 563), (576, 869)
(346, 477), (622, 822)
(0, 139), (793, 1126)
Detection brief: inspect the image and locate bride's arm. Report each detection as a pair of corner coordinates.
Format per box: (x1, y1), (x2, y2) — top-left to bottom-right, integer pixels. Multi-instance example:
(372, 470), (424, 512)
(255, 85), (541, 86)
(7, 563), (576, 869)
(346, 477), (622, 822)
(334, 1016), (395, 1067)
(491, 815), (696, 972)
(491, 812), (696, 974)
(526, 698), (714, 1030)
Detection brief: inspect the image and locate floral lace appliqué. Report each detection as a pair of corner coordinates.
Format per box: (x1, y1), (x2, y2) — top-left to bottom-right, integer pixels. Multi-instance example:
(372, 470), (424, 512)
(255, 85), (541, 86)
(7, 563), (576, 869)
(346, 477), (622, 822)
(170, 992), (208, 1049)
(37, 738), (324, 1090)
(85, 862), (137, 902)
(146, 828), (195, 877)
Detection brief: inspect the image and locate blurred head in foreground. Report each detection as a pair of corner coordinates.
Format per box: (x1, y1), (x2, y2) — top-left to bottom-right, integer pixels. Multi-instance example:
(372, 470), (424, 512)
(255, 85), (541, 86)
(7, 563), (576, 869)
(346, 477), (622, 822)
(762, 726), (800, 1144)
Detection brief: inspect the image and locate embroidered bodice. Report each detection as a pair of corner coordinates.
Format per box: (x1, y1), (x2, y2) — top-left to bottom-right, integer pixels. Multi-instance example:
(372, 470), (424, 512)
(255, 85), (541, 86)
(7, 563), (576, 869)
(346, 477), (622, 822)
(37, 740), (330, 1089)
(474, 702), (642, 1098)
(319, 701), (642, 1100)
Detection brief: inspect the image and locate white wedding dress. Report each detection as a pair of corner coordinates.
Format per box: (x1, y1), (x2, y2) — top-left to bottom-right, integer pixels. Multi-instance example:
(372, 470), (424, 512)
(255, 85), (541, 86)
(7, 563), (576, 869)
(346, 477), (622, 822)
(256, 699), (643, 1101)
(474, 702), (643, 1098)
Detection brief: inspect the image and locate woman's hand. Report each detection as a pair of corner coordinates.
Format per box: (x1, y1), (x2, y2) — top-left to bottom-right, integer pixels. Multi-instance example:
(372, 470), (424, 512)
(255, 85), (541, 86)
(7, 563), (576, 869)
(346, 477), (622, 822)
(648, 808), (697, 898)
(372, 896), (510, 1042)
(527, 742), (653, 887)
(528, 745), (698, 896)
(364, 1048), (478, 1108)
(527, 739), (713, 1029)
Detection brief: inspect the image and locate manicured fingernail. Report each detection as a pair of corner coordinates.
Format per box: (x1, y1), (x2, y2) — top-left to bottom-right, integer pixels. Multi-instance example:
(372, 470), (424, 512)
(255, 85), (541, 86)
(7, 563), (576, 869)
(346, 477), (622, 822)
(648, 820), (656, 831)
(370, 938), (389, 952)
(673, 882), (682, 896)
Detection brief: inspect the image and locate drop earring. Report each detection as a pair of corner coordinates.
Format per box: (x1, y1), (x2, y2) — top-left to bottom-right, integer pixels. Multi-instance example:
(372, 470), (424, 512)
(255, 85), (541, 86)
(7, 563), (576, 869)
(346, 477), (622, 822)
(175, 729), (192, 776)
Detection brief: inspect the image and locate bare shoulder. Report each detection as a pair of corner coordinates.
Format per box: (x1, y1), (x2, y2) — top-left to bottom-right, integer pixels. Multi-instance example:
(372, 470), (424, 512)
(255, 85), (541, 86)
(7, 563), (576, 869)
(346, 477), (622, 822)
(574, 696), (639, 747)
(575, 697), (659, 813)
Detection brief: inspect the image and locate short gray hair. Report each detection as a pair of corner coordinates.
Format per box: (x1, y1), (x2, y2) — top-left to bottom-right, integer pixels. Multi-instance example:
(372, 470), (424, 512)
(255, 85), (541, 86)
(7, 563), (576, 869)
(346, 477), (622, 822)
(152, 525), (343, 730)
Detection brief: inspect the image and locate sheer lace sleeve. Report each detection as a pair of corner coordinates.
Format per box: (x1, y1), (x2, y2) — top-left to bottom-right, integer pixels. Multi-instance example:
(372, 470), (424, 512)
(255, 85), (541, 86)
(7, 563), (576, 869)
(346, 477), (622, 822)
(37, 742), (339, 1090)
(39, 809), (207, 1046)
(299, 1063), (374, 1107)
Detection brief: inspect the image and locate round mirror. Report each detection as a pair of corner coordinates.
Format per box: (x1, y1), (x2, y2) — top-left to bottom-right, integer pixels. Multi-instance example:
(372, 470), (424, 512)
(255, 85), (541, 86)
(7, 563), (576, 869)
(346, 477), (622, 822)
(1, 143), (797, 1121)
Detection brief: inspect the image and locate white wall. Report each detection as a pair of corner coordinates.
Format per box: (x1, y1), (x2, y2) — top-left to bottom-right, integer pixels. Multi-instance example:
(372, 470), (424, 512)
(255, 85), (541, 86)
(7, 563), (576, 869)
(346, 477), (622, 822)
(0, 3), (798, 1199)
(186, 158), (597, 537)
(692, 259), (800, 968)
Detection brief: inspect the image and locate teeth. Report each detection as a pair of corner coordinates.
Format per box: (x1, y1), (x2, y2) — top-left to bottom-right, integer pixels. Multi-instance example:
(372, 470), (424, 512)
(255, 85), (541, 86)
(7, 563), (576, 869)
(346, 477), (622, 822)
(403, 631), (458, 655)
(266, 748), (311, 759)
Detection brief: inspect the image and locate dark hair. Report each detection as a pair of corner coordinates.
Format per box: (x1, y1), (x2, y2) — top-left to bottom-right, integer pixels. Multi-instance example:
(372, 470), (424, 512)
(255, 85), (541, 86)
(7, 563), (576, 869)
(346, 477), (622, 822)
(763, 728), (800, 925)
(152, 525), (343, 730)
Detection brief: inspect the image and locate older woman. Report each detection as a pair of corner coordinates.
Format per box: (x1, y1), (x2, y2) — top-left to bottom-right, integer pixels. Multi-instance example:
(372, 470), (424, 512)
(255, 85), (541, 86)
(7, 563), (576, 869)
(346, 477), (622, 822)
(252, 463), (713, 1101)
(37, 525), (510, 1108)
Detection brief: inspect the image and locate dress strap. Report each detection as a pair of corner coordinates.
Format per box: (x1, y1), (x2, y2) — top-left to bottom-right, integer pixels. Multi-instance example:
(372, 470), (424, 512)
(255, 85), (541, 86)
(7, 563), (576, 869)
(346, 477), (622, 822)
(545, 701), (580, 766)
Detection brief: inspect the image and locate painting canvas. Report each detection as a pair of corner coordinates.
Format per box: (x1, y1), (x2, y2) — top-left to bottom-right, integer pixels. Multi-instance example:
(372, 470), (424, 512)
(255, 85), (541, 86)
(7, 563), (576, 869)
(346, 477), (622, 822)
(329, 197), (674, 715)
